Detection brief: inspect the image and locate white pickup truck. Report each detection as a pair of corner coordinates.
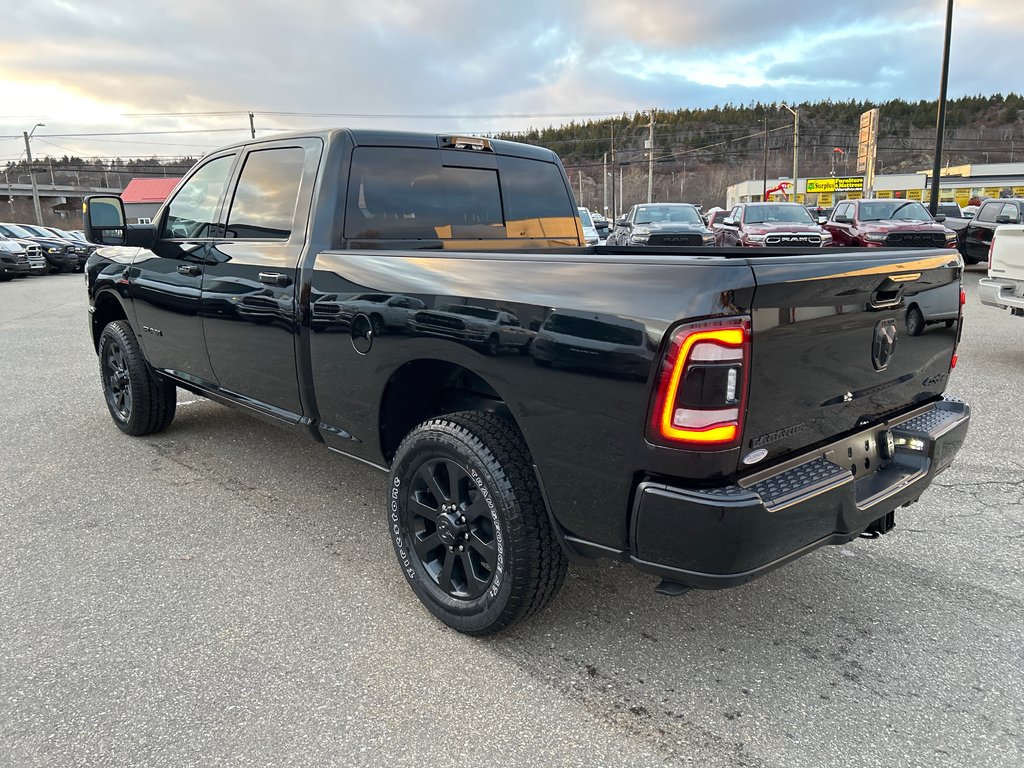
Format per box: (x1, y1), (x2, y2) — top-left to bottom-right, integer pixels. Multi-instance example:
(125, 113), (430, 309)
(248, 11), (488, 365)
(979, 225), (1024, 317)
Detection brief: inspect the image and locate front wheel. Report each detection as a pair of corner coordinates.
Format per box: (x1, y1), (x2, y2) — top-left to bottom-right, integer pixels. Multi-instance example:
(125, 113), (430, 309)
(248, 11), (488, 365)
(98, 320), (177, 435)
(387, 411), (567, 635)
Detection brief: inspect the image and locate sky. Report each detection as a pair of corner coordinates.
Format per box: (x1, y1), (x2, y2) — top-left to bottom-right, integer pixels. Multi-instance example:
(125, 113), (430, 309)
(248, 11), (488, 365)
(0, 0), (1019, 166)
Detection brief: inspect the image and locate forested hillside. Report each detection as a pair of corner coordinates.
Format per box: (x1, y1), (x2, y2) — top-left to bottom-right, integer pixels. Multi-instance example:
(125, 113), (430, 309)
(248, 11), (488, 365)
(497, 93), (1024, 211)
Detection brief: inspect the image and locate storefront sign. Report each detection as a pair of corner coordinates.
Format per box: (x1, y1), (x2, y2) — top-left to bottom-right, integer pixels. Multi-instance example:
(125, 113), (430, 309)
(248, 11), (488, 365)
(806, 177), (865, 194)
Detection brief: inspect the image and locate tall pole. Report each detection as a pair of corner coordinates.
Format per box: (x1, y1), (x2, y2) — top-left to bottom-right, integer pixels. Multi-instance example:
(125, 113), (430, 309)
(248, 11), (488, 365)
(618, 165), (623, 213)
(762, 112), (768, 200)
(610, 124), (616, 218)
(602, 152), (608, 216)
(647, 109), (654, 203)
(929, 0), (954, 216)
(22, 130), (44, 225)
(249, 111), (256, 139)
(792, 107), (800, 204)
(579, 171), (583, 206)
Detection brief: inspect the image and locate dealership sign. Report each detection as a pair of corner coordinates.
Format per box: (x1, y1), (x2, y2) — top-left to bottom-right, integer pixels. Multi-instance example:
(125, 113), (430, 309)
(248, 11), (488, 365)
(806, 176), (866, 194)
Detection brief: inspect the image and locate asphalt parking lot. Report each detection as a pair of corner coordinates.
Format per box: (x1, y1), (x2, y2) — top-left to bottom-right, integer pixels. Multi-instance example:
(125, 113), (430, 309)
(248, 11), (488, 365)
(1, 267), (1021, 767)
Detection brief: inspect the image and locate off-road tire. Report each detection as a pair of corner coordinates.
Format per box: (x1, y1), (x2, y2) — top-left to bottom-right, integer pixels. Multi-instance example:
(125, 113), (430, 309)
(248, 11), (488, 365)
(387, 411), (568, 635)
(98, 320), (177, 436)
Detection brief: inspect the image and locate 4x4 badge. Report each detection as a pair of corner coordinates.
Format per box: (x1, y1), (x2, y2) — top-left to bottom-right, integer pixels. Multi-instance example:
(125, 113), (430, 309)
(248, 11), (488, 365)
(872, 319), (898, 371)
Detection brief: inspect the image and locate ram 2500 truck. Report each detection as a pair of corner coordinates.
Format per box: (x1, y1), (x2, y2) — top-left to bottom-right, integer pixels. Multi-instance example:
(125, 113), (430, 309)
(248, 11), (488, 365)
(83, 129), (970, 635)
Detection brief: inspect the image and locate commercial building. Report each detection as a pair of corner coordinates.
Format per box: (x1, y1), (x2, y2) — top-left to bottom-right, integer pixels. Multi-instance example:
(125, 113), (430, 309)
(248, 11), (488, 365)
(726, 163), (1024, 209)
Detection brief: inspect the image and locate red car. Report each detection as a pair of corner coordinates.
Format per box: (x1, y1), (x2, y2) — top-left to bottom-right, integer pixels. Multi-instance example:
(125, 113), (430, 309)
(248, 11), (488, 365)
(825, 199), (958, 249)
(715, 202), (833, 247)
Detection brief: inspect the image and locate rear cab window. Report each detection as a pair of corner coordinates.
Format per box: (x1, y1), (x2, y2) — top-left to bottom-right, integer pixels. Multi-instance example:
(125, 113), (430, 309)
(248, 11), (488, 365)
(342, 146), (578, 246)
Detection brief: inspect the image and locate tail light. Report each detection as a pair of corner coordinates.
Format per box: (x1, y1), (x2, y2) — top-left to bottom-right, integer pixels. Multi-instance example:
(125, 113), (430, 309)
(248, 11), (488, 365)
(987, 233), (996, 271)
(648, 318), (750, 448)
(951, 286), (966, 371)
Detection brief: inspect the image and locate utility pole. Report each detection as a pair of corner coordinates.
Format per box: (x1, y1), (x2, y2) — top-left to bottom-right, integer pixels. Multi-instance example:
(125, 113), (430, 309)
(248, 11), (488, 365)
(249, 111), (256, 139)
(646, 109), (654, 203)
(762, 112), (768, 200)
(929, 0), (954, 216)
(618, 165), (624, 214)
(602, 152), (608, 216)
(782, 104), (800, 203)
(22, 127), (44, 225)
(610, 124), (616, 218)
(579, 171), (584, 206)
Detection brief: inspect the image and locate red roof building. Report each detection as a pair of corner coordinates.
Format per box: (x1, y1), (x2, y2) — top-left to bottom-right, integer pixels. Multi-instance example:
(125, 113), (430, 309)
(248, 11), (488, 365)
(120, 177), (181, 204)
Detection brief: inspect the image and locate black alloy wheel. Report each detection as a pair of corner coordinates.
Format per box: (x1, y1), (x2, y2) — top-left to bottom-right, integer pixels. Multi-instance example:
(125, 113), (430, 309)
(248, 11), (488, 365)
(97, 320), (177, 436)
(388, 411), (567, 634)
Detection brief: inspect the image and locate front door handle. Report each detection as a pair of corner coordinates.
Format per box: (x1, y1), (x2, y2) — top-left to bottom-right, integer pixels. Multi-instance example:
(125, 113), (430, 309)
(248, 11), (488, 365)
(258, 272), (292, 287)
(177, 264), (202, 276)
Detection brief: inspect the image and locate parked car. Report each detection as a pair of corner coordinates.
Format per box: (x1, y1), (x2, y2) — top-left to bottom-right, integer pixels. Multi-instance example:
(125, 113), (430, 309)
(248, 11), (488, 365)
(715, 202), (833, 247)
(705, 208), (731, 231)
(530, 310), (653, 379)
(979, 224), (1024, 317)
(959, 198), (1023, 264)
(590, 212), (611, 241)
(935, 202), (963, 219)
(81, 127), (969, 634)
(0, 236), (31, 281)
(577, 207), (600, 246)
(606, 203), (714, 247)
(43, 225), (95, 268)
(407, 303), (534, 355)
(0, 223), (77, 272)
(824, 199), (958, 249)
(311, 292), (427, 334)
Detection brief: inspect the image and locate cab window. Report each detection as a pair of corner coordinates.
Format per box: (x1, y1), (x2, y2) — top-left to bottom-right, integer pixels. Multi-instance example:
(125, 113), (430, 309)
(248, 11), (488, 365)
(163, 155), (235, 239)
(225, 147), (306, 239)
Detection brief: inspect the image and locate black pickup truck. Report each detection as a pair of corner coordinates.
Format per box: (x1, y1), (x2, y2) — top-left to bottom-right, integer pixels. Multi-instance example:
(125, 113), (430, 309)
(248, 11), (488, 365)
(82, 129), (970, 634)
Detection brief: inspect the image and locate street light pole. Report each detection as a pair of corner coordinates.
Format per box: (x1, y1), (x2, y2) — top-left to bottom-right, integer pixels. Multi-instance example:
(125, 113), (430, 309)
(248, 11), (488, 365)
(929, 0), (954, 216)
(23, 123), (45, 225)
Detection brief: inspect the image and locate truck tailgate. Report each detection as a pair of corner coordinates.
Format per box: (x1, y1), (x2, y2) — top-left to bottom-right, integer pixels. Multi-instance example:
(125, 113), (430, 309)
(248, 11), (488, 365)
(741, 250), (962, 465)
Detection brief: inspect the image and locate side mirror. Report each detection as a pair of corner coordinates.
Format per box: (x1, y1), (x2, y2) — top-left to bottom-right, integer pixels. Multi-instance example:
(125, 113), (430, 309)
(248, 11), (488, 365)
(722, 217), (736, 227)
(817, 216), (828, 225)
(933, 214), (947, 223)
(833, 214), (851, 224)
(615, 218), (628, 227)
(83, 195), (126, 245)
(996, 215), (1012, 224)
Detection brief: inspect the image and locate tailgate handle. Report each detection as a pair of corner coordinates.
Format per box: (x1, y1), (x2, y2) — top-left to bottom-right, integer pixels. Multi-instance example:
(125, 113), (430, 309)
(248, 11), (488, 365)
(869, 287), (904, 309)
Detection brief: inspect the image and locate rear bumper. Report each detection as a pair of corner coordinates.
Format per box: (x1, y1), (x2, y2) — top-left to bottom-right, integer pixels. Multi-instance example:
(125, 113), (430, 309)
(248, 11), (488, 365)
(979, 277), (1024, 311)
(629, 397), (970, 588)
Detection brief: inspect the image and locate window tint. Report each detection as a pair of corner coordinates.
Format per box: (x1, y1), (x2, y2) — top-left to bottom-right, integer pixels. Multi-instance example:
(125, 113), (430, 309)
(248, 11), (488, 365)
(226, 147), (305, 239)
(163, 155), (234, 238)
(976, 202), (1001, 223)
(498, 156), (577, 238)
(345, 147), (504, 240)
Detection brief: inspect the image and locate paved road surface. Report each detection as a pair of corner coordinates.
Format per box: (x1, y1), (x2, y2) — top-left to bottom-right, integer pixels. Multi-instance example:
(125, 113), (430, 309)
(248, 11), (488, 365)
(1, 267), (1020, 766)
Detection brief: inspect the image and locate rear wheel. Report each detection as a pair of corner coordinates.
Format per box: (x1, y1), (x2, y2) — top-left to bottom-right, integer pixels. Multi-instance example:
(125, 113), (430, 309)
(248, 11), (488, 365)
(98, 320), (177, 436)
(387, 411), (567, 635)
(906, 306), (925, 337)
(485, 334), (500, 356)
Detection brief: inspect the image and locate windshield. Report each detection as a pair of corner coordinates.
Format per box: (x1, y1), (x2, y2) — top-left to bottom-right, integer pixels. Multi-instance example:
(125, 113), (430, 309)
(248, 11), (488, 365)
(577, 208), (593, 227)
(859, 201), (931, 221)
(438, 305), (498, 320)
(0, 223), (35, 238)
(21, 225), (53, 238)
(743, 205), (814, 225)
(634, 205), (701, 225)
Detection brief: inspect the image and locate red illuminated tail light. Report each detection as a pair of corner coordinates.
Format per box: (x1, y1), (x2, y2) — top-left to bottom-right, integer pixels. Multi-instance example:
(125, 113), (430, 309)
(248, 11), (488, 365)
(648, 318), (750, 448)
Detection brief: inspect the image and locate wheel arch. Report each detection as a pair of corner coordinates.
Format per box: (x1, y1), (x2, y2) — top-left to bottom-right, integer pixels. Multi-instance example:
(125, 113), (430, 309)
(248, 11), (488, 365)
(91, 289), (130, 352)
(378, 358), (518, 465)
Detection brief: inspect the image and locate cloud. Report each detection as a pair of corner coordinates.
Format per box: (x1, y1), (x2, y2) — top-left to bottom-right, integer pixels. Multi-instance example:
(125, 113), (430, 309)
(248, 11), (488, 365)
(0, 0), (1017, 161)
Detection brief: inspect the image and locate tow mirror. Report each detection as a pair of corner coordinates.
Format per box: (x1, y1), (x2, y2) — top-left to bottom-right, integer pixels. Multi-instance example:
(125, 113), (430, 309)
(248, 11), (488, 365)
(817, 216), (828, 225)
(723, 217), (737, 227)
(83, 196), (126, 246)
(934, 214), (946, 223)
(615, 218), (628, 227)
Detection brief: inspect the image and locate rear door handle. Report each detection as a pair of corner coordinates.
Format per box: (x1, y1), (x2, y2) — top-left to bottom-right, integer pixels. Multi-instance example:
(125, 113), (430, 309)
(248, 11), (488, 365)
(177, 264), (202, 276)
(258, 272), (292, 287)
